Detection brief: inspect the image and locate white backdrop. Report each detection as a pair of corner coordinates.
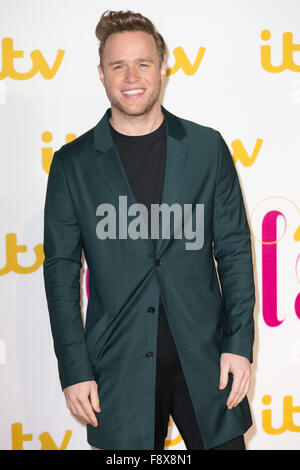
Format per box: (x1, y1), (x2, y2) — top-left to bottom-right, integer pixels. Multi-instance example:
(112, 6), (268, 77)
(1, 0), (300, 450)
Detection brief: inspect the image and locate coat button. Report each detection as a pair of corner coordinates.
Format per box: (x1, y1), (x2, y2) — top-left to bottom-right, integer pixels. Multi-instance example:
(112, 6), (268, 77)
(147, 306), (155, 313)
(155, 258), (161, 266)
(145, 351), (153, 358)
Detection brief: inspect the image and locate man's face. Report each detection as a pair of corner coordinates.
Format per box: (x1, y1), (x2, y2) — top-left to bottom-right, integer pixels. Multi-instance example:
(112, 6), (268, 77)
(98, 31), (167, 117)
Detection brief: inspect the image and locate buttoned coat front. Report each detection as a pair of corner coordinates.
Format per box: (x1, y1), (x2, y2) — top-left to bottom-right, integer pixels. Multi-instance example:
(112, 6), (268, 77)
(43, 105), (256, 450)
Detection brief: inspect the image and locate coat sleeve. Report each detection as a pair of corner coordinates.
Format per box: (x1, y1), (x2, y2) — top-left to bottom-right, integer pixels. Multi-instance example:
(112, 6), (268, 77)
(43, 150), (95, 390)
(212, 131), (256, 363)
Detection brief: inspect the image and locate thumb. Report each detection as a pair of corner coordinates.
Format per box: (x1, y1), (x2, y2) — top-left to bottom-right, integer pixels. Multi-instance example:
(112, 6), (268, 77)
(219, 363), (229, 390)
(90, 383), (101, 412)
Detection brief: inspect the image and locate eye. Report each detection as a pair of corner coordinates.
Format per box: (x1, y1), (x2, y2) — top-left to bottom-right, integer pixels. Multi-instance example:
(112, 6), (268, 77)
(113, 65), (123, 70)
(140, 63), (148, 67)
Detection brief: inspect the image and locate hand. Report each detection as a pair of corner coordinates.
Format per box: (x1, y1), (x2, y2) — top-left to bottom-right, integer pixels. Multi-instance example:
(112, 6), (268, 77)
(219, 353), (251, 409)
(63, 380), (101, 427)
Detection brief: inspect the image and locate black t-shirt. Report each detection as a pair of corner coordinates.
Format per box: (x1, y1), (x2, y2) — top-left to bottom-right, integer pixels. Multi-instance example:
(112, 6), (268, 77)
(109, 117), (166, 244)
(109, 117), (182, 366)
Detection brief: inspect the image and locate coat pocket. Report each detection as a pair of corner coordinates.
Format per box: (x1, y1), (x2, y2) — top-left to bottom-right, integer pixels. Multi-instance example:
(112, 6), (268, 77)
(86, 311), (114, 367)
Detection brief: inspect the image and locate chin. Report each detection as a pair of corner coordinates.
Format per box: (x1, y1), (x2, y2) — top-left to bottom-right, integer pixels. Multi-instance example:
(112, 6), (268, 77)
(118, 102), (153, 117)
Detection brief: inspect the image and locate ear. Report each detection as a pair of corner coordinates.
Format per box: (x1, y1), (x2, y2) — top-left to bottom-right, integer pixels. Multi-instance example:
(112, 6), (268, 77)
(97, 64), (105, 85)
(160, 60), (167, 80)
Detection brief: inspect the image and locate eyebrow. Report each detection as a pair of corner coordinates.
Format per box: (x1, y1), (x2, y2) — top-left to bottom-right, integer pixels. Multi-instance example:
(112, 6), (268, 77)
(108, 58), (154, 66)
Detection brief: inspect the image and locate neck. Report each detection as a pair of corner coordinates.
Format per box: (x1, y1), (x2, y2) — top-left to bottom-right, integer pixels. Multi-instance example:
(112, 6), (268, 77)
(109, 102), (164, 136)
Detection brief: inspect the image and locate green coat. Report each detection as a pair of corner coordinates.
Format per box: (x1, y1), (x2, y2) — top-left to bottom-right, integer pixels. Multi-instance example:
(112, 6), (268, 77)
(43, 105), (255, 450)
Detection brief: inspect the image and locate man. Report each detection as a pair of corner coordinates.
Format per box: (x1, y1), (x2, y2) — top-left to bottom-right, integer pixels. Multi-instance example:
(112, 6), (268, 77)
(43, 10), (256, 450)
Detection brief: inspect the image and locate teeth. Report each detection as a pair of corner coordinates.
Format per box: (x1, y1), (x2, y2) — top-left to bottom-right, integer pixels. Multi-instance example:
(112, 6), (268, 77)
(122, 89), (144, 95)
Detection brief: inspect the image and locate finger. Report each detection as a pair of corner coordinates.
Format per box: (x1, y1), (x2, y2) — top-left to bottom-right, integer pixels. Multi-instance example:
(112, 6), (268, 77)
(71, 399), (92, 425)
(232, 375), (250, 407)
(219, 362), (230, 389)
(65, 392), (79, 416)
(233, 372), (251, 406)
(235, 376), (250, 407)
(90, 384), (101, 412)
(231, 372), (250, 407)
(226, 372), (243, 409)
(79, 395), (98, 427)
(232, 382), (248, 408)
(67, 400), (77, 416)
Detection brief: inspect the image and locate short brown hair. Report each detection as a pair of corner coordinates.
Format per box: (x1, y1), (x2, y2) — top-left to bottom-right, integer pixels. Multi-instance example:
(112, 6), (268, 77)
(95, 10), (166, 68)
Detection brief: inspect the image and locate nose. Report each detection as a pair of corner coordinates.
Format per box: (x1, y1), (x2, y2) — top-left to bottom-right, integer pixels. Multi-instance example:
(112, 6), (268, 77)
(124, 65), (140, 82)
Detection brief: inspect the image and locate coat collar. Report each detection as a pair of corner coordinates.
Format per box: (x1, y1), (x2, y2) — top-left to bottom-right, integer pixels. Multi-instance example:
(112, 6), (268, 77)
(92, 104), (190, 257)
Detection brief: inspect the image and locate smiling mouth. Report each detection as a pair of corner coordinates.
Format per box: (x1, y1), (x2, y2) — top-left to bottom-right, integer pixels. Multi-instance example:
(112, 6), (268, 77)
(121, 88), (146, 98)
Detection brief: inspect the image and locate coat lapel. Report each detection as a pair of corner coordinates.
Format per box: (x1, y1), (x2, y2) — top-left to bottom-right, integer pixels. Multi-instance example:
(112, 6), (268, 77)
(93, 105), (190, 257)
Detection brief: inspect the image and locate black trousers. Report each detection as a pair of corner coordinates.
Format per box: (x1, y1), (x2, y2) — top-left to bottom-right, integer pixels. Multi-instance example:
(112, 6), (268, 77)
(154, 299), (246, 450)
